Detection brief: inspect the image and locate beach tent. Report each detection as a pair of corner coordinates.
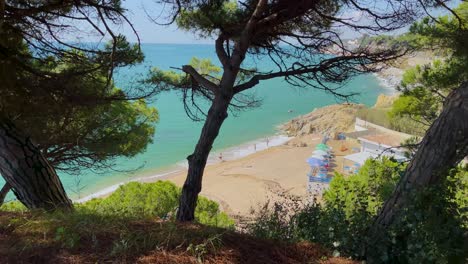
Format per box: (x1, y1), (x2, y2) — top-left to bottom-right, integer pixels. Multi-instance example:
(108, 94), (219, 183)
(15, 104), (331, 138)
(306, 157), (325, 167)
(313, 150), (329, 156)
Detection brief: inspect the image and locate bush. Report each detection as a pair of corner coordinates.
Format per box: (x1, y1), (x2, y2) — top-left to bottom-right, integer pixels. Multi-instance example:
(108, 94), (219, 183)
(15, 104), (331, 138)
(246, 200), (301, 242)
(0, 200), (27, 212)
(81, 181), (234, 228)
(378, 167), (468, 263)
(247, 158), (467, 262)
(2, 181), (234, 228)
(82, 181), (180, 218)
(195, 196), (234, 228)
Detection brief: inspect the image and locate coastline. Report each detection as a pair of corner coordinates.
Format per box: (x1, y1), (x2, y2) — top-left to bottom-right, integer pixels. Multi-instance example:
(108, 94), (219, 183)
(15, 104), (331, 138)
(73, 77), (396, 214)
(74, 102), (364, 217)
(373, 66), (404, 94)
(75, 133), (293, 203)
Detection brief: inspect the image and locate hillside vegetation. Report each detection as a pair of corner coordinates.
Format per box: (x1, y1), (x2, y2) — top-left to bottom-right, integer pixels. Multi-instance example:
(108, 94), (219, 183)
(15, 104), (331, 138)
(0, 181), (353, 264)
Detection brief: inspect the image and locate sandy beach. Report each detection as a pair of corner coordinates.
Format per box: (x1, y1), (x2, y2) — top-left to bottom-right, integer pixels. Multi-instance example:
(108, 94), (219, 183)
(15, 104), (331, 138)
(77, 104), (362, 218)
(144, 134), (359, 217)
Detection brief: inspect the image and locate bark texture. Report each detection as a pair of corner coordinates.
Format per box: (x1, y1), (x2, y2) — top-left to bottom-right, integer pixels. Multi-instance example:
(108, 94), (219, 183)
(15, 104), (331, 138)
(367, 82), (468, 260)
(0, 182), (10, 205)
(176, 96), (231, 221)
(0, 121), (72, 210)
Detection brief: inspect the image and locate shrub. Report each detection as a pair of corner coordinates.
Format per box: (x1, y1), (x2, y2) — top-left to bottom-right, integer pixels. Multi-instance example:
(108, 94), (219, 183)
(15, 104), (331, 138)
(82, 181), (180, 218)
(1, 181), (234, 228)
(195, 196), (234, 228)
(246, 200), (300, 241)
(247, 158), (467, 262)
(0, 200), (27, 212)
(81, 181), (234, 228)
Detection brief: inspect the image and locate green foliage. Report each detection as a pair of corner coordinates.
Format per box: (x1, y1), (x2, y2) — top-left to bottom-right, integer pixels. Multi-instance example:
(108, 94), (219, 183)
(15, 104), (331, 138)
(82, 181), (180, 218)
(389, 2), (468, 134)
(55, 226), (81, 249)
(176, 1), (243, 38)
(373, 167), (468, 263)
(248, 159), (467, 262)
(147, 57), (220, 91)
(0, 200), (27, 212)
(246, 200), (301, 242)
(81, 181), (234, 228)
(0, 35), (157, 174)
(0, 207), (231, 260)
(186, 233), (223, 263)
(174, 0), (340, 46)
(326, 158), (405, 216)
(388, 87), (439, 127)
(189, 57), (221, 78)
(355, 97), (427, 136)
(2, 181), (234, 228)
(409, 2), (468, 60)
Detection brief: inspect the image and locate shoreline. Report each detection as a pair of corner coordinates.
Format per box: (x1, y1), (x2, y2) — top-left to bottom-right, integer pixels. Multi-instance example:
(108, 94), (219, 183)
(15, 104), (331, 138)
(73, 102), (364, 216)
(73, 73), (397, 208)
(373, 67), (404, 94)
(75, 133), (293, 203)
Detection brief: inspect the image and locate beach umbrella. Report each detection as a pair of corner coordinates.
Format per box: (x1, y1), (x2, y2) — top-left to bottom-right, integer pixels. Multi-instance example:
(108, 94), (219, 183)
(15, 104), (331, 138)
(316, 143), (329, 150)
(315, 145), (329, 151)
(318, 146), (330, 151)
(307, 157), (325, 167)
(313, 150), (329, 156)
(310, 154), (326, 160)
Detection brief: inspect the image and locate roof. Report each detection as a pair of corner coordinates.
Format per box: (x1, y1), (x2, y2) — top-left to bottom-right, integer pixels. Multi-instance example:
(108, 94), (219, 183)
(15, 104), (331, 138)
(359, 133), (411, 148)
(344, 152), (378, 165)
(344, 151), (409, 165)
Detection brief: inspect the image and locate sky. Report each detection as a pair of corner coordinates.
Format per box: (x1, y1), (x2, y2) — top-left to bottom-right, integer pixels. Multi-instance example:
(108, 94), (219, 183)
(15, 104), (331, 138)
(93, 0), (459, 44)
(119, 1), (213, 44)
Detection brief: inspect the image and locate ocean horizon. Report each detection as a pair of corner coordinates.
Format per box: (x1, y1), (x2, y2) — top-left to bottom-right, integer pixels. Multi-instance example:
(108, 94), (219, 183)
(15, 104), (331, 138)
(1, 43), (394, 201)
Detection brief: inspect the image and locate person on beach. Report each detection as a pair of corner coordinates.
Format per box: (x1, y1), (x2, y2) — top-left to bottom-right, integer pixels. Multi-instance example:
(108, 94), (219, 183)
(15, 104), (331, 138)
(219, 153), (223, 162)
(254, 144), (257, 151)
(266, 138), (269, 147)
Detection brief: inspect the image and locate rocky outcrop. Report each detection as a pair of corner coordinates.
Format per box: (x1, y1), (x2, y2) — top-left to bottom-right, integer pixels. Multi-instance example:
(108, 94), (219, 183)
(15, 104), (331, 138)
(281, 103), (365, 137)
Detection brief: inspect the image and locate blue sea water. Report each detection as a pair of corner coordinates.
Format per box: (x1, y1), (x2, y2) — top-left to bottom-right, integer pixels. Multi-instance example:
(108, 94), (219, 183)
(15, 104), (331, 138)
(2, 44), (392, 200)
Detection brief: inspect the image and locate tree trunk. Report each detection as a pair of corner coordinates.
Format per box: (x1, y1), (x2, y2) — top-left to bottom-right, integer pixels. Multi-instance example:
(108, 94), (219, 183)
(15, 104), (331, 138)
(367, 82), (468, 260)
(176, 95), (231, 221)
(0, 182), (10, 206)
(0, 121), (73, 211)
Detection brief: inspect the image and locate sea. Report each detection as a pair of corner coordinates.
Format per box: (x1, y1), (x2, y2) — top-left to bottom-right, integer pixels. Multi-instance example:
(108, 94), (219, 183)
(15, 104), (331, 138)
(1, 44), (393, 202)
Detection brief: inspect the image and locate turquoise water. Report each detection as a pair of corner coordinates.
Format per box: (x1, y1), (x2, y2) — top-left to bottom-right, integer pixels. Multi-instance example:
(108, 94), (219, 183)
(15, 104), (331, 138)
(2, 44), (391, 200)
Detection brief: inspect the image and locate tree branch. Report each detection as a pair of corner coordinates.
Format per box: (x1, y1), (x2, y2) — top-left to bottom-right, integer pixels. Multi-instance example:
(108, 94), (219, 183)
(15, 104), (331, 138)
(233, 52), (396, 94)
(215, 34), (230, 68)
(231, 0), (268, 68)
(181, 65), (219, 93)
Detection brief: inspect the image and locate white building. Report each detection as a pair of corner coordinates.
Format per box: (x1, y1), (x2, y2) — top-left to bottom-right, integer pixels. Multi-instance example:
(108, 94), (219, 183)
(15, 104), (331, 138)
(344, 133), (409, 167)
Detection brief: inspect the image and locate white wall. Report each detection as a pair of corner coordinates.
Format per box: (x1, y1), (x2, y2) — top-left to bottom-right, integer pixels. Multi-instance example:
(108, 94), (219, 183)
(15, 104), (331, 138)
(361, 141), (406, 157)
